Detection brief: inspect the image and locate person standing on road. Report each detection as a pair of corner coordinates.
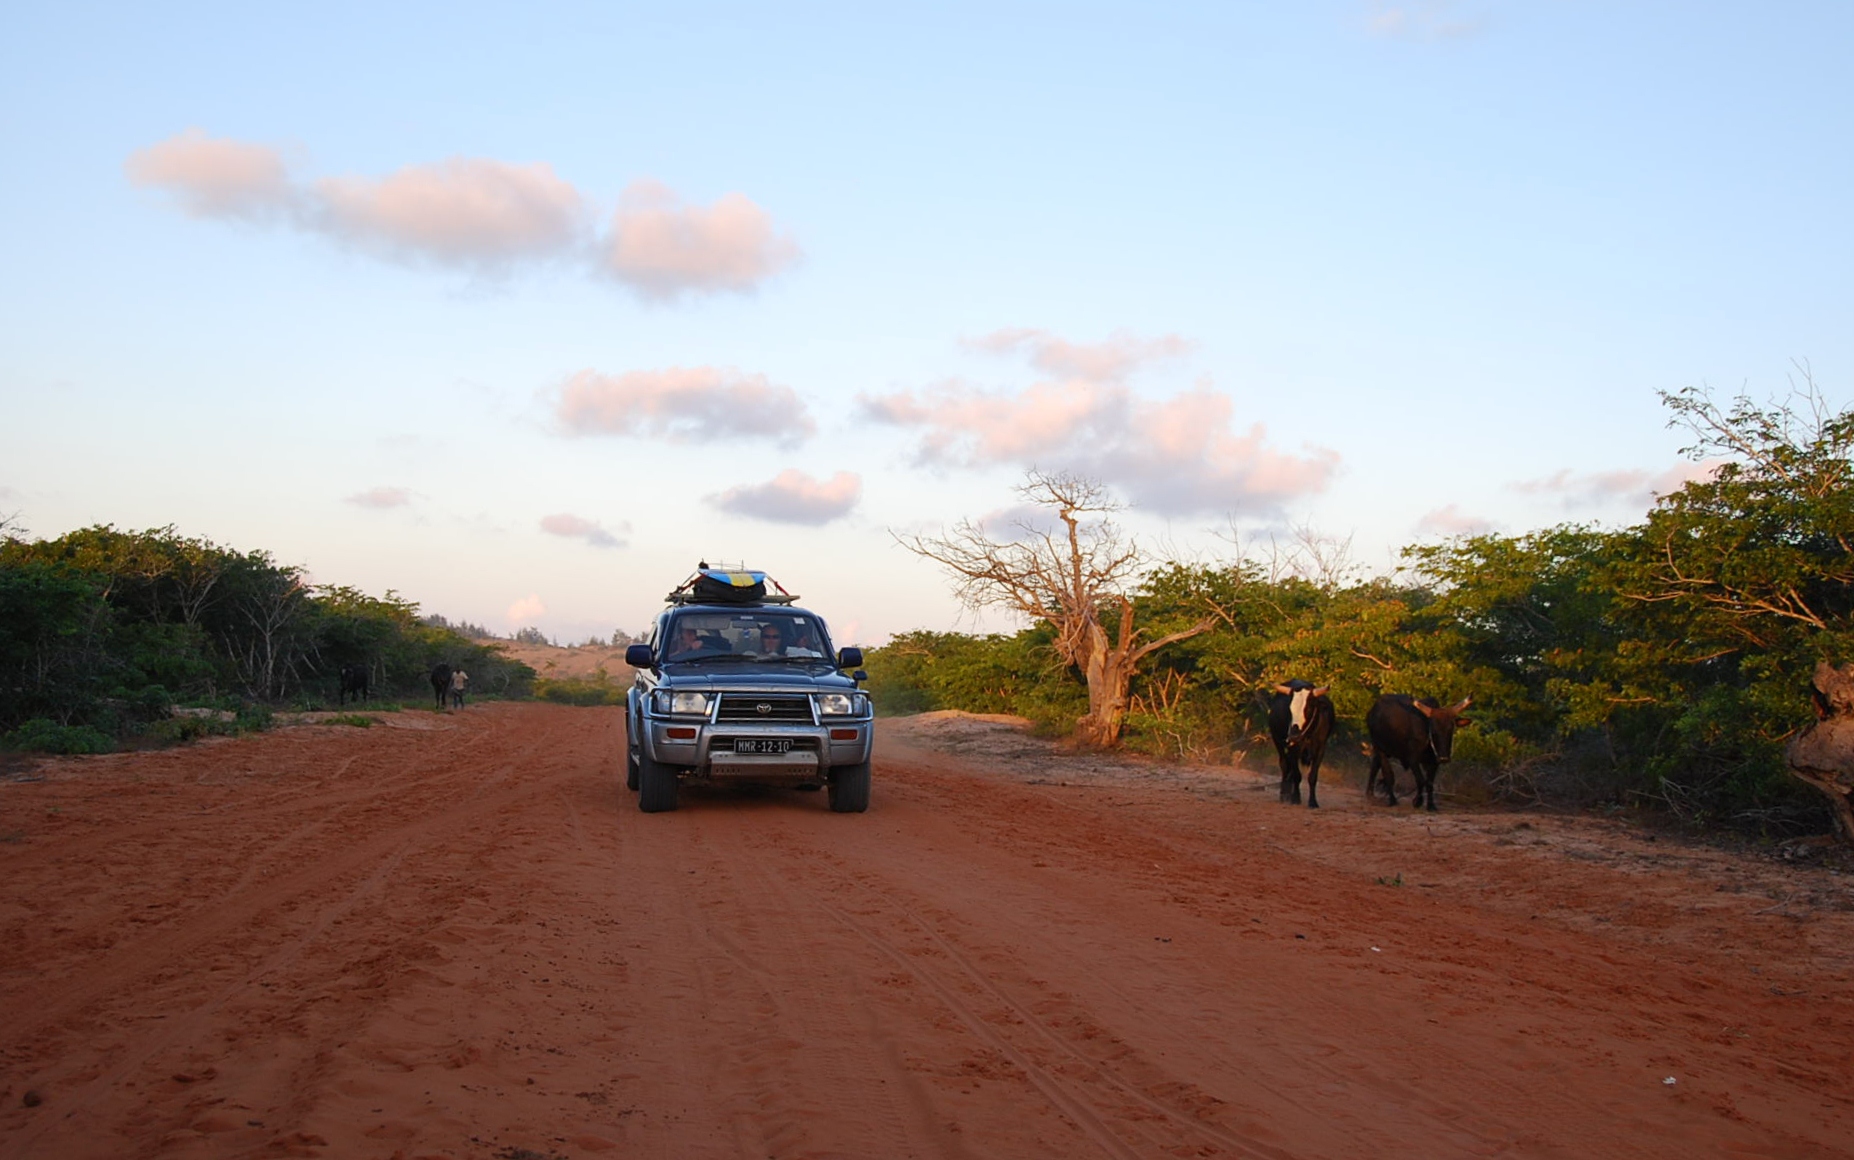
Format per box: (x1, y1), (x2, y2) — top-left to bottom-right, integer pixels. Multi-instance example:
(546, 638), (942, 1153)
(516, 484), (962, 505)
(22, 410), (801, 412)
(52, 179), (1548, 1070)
(450, 668), (469, 709)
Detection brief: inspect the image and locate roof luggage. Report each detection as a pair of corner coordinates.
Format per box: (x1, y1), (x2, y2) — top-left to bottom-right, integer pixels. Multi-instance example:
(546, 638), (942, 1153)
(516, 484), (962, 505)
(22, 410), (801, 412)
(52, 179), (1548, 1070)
(666, 565), (797, 606)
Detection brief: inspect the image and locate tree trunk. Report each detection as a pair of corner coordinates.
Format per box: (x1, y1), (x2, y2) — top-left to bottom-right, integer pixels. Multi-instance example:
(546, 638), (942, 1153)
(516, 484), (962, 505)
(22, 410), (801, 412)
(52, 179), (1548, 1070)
(1785, 662), (1854, 846)
(1076, 618), (1133, 748)
(1072, 600), (1215, 751)
(1786, 731), (1854, 844)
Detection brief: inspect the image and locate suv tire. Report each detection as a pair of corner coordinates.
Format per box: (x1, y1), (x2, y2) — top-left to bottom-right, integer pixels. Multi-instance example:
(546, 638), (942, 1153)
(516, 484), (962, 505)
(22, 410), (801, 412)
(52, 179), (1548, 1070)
(827, 761), (871, 813)
(625, 715), (641, 791)
(638, 752), (679, 812)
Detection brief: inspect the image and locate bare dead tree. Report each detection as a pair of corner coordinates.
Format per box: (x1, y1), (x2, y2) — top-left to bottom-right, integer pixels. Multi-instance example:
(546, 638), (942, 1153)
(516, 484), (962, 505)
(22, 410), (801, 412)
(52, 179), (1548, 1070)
(895, 469), (1212, 748)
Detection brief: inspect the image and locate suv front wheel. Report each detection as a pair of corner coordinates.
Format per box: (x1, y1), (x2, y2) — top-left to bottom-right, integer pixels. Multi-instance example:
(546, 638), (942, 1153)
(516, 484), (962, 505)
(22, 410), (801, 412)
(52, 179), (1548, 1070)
(827, 761), (871, 813)
(624, 706), (642, 791)
(638, 751), (680, 812)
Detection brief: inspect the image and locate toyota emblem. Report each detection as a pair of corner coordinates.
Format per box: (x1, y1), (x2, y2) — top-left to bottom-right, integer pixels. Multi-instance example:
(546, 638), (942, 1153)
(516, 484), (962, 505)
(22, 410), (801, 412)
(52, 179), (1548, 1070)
(755, 702), (772, 715)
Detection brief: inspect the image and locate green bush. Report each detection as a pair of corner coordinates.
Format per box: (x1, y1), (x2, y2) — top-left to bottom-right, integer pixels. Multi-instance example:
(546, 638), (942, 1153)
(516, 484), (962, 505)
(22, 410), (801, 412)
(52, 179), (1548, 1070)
(3, 718), (115, 754)
(534, 675), (626, 706)
(147, 716), (217, 744)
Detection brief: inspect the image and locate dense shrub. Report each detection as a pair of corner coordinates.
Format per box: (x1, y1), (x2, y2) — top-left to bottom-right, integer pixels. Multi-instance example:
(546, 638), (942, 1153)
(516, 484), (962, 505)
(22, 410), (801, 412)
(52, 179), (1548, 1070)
(0, 525), (536, 743)
(3, 718), (115, 754)
(534, 674), (626, 706)
(863, 627), (1085, 734)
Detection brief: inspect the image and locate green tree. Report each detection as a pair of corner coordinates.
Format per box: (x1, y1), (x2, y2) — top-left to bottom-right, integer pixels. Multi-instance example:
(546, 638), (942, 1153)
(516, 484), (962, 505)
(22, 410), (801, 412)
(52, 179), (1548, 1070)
(1590, 374), (1854, 823)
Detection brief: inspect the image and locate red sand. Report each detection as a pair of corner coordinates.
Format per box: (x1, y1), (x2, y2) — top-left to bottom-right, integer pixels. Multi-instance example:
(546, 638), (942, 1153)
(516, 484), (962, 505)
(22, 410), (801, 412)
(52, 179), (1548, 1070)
(1, 702), (1850, 1159)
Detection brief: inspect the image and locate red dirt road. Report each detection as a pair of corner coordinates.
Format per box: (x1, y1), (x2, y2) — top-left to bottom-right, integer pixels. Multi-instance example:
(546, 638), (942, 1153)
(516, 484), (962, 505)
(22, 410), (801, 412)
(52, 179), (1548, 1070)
(1, 703), (1851, 1159)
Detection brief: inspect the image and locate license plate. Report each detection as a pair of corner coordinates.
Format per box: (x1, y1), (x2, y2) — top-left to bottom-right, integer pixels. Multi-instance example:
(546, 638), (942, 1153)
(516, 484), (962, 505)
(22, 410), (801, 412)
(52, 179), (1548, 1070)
(733, 739), (792, 754)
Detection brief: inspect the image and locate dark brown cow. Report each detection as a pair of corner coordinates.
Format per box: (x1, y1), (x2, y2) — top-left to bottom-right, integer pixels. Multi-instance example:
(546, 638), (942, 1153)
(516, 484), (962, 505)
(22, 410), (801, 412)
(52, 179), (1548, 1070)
(337, 664), (369, 706)
(1365, 694), (1472, 812)
(429, 663), (452, 710)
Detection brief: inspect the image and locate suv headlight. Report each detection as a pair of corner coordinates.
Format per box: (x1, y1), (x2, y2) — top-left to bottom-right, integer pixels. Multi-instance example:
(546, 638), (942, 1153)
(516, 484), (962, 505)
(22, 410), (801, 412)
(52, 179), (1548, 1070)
(815, 692), (867, 716)
(653, 690), (713, 717)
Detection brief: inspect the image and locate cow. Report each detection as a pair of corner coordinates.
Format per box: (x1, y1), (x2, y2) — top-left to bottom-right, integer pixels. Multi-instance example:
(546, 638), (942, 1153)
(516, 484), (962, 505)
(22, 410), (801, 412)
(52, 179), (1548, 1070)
(429, 663), (452, 710)
(1365, 694), (1473, 812)
(337, 663), (370, 706)
(1268, 680), (1334, 808)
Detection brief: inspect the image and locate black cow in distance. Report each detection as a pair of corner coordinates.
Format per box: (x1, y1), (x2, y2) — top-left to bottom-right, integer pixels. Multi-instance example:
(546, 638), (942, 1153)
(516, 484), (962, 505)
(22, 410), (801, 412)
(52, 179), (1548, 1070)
(429, 663), (453, 711)
(337, 664), (370, 706)
(1365, 694), (1473, 812)
(1268, 680), (1334, 808)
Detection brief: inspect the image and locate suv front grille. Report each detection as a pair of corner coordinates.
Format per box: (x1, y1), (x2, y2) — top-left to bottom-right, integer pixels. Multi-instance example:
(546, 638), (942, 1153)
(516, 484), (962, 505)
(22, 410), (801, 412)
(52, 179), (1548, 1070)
(715, 693), (815, 723)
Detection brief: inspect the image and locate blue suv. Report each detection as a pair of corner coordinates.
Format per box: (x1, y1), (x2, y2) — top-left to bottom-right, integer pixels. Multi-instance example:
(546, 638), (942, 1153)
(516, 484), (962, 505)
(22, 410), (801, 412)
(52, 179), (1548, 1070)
(624, 570), (872, 813)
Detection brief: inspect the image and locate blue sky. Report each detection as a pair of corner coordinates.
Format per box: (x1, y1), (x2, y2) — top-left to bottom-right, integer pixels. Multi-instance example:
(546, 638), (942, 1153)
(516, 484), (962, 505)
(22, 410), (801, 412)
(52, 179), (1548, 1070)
(3, 1), (1849, 646)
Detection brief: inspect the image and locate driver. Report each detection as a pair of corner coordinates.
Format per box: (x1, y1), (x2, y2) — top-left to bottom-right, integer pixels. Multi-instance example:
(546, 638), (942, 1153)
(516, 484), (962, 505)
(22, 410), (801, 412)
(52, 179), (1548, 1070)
(757, 621), (790, 656)
(667, 623), (705, 660)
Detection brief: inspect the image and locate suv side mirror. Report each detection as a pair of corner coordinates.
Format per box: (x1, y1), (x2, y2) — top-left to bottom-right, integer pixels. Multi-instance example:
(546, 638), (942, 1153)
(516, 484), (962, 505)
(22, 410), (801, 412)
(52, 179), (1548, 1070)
(837, 647), (864, 669)
(624, 643), (655, 668)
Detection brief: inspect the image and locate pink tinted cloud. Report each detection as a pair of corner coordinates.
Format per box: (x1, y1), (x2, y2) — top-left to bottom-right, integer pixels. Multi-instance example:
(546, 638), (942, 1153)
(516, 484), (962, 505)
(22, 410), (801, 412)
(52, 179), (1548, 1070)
(603, 179), (800, 300)
(555, 367), (815, 446)
(345, 486), (412, 509)
(707, 470), (861, 525)
(313, 159), (586, 267)
(1510, 459), (1724, 511)
(125, 128), (296, 220)
(506, 594), (546, 625)
(127, 135), (798, 299)
(964, 329), (1192, 383)
(860, 377), (1338, 517)
(1415, 504), (1496, 537)
(539, 512), (626, 549)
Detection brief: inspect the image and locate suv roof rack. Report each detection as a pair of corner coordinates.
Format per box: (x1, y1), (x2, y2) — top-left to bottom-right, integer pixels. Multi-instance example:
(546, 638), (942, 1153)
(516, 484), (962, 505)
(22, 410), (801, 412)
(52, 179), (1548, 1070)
(664, 591), (800, 606)
(665, 564), (799, 606)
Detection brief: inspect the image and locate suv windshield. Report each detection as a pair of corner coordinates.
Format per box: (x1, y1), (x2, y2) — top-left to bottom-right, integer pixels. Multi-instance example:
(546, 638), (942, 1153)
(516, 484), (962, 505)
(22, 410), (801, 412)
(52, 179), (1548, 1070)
(662, 611), (831, 664)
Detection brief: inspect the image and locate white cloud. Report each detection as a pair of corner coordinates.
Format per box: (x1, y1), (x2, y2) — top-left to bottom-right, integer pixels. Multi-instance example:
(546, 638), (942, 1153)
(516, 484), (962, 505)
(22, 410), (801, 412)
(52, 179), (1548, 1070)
(707, 470), (861, 525)
(860, 332), (1339, 517)
(603, 179), (800, 300)
(539, 512), (627, 548)
(555, 367), (815, 446)
(507, 594), (547, 624)
(345, 486), (412, 509)
(312, 158), (587, 268)
(124, 128), (297, 220)
(1510, 460), (1723, 512)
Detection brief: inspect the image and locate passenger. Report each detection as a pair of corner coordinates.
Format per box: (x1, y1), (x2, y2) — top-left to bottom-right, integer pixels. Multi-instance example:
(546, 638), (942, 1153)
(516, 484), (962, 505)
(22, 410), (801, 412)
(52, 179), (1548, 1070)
(784, 622), (824, 658)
